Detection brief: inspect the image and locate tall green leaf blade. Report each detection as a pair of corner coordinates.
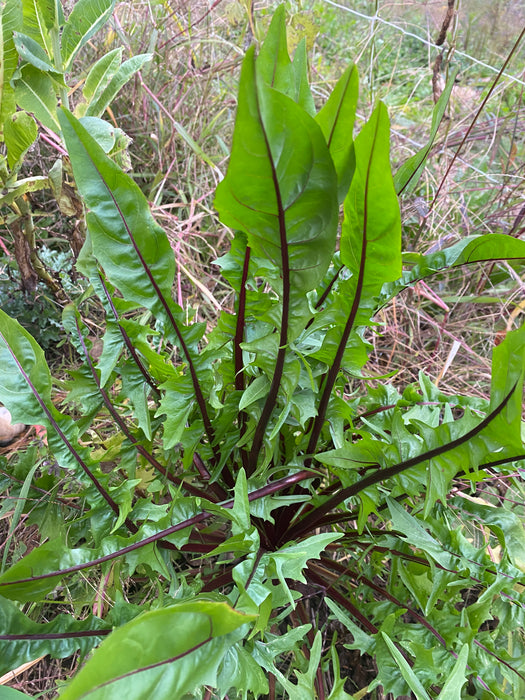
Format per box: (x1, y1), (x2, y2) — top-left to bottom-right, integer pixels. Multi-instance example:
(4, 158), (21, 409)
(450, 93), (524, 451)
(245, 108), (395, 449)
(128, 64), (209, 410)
(316, 64), (359, 203)
(58, 109), (175, 313)
(85, 53), (152, 118)
(381, 632), (431, 700)
(340, 101), (402, 298)
(58, 601), (254, 700)
(61, 0), (115, 71)
(437, 644), (469, 700)
(0, 0), (23, 140)
(214, 48), (338, 295)
(291, 38), (315, 116)
(81, 46), (122, 102)
(21, 0), (57, 56)
(256, 4), (294, 95)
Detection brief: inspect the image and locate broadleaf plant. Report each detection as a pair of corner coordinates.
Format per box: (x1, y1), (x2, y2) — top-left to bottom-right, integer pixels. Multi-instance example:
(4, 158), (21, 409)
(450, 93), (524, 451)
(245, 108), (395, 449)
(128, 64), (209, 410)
(1, 6), (525, 699)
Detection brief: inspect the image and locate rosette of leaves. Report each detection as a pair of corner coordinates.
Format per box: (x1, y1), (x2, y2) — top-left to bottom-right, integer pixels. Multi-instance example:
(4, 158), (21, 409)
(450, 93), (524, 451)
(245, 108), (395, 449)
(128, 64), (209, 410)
(0, 6), (525, 699)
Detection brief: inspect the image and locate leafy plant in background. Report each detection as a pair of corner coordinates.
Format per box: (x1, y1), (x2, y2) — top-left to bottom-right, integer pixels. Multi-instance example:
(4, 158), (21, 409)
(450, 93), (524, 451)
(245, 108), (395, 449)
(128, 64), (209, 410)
(0, 0), (150, 299)
(1, 6), (525, 699)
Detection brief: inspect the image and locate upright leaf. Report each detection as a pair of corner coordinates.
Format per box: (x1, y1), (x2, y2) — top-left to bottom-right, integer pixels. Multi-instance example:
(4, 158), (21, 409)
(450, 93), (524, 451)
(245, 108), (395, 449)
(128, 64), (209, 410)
(58, 109), (175, 313)
(79, 46), (122, 107)
(291, 38), (315, 116)
(0, 0), (23, 139)
(256, 4), (294, 95)
(340, 101), (402, 297)
(316, 64), (359, 203)
(21, 0), (57, 57)
(215, 48), (338, 297)
(85, 53), (153, 118)
(61, 0), (115, 71)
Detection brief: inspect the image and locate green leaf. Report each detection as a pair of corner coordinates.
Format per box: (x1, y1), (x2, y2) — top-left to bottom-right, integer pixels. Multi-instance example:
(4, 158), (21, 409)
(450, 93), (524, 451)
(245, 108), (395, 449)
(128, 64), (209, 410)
(79, 116), (120, 152)
(20, 0), (57, 58)
(58, 600), (254, 700)
(0, 687), (33, 699)
(256, 5), (294, 96)
(0, 539), (93, 601)
(61, 0), (115, 71)
(85, 53), (153, 118)
(316, 64), (359, 203)
(437, 644), (469, 699)
(3, 110), (37, 168)
(395, 68), (459, 195)
(0, 308), (52, 425)
(239, 374), (270, 410)
(383, 234), (525, 304)
(0, 595), (110, 675)
(381, 632), (431, 700)
(13, 63), (59, 131)
(0, 0), (23, 141)
(291, 38), (315, 116)
(13, 30), (57, 72)
(80, 46), (122, 103)
(215, 48), (338, 296)
(58, 109), (175, 313)
(267, 532), (341, 606)
(386, 497), (453, 569)
(341, 101), (402, 298)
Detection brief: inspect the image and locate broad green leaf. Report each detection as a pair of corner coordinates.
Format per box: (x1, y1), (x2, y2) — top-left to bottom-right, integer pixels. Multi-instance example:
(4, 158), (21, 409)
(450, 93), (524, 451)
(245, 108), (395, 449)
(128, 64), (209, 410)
(381, 632), (431, 700)
(85, 53), (153, 117)
(215, 48), (338, 296)
(3, 109), (37, 168)
(0, 308), (52, 425)
(256, 5), (294, 96)
(316, 64), (359, 203)
(59, 600), (254, 700)
(395, 68), (459, 195)
(340, 101), (402, 298)
(80, 46), (122, 103)
(437, 644), (469, 699)
(216, 641), (269, 697)
(0, 595), (110, 675)
(61, 0), (115, 71)
(13, 63), (59, 130)
(79, 115), (120, 152)
(20, 0), (57, 57)
(13, 30), (57, 72)
(488, 323), (525, 431)
(58, 109), (175, 313)
(0, 0), (23, 140)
